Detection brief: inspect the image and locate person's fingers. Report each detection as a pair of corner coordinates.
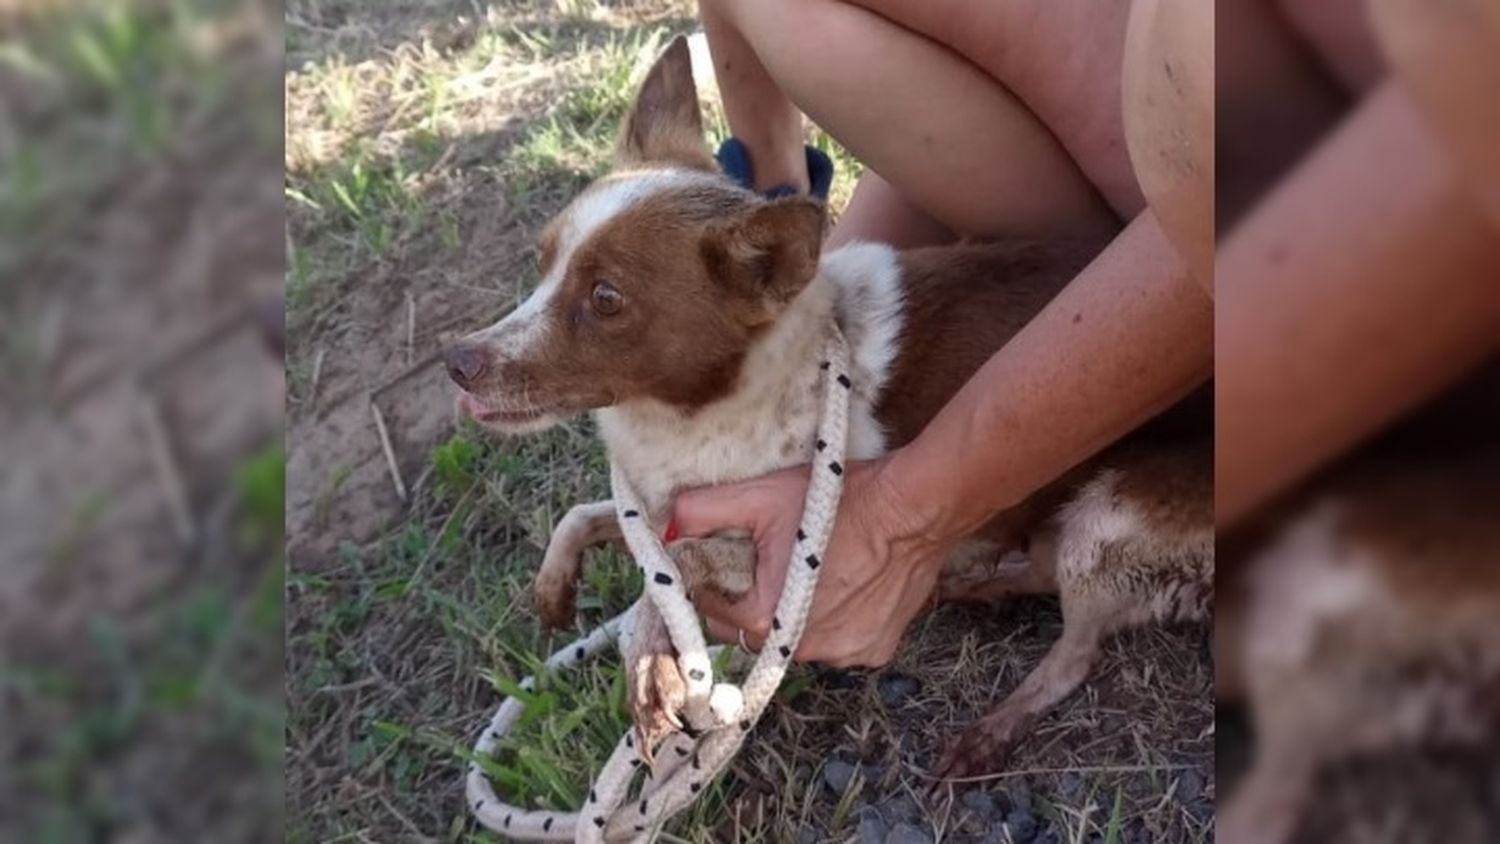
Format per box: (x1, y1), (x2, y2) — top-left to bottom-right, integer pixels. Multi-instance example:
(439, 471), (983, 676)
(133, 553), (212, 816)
(670, 481), (772, 539)
(705, 616), (764, 651)
(694, 588), (773, 641)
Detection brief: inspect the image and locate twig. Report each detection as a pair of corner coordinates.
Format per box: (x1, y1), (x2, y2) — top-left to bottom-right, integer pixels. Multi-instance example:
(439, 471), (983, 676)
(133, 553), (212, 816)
(369, 398), (407, 501)
(308, 347), (326, 407)
(931, 762), (1194, 786)
(135, 390), (195, 542)
(405, 291), (416, 367)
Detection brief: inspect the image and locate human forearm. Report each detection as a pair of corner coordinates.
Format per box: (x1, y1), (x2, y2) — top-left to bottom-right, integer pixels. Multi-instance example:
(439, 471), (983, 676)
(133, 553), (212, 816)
(882, 210), (1213, 541)
(1215, 82), (1500, 529)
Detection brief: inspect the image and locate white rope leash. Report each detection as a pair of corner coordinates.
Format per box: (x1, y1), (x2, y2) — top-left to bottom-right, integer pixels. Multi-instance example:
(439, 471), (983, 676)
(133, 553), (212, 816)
(467, 324), (853, 842)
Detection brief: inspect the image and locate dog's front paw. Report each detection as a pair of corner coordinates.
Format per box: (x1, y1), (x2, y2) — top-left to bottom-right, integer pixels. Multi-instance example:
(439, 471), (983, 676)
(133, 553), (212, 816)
(533, 566), (579, 630)
(627, 650), (687, 763)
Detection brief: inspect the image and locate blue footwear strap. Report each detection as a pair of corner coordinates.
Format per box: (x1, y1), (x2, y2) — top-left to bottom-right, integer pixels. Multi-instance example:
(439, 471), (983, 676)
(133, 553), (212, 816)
(715, 137), (834, 200)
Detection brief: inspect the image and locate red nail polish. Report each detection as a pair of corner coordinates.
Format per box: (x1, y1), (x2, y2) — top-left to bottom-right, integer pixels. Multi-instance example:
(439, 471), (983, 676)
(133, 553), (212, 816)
(663, 518), (679, 543)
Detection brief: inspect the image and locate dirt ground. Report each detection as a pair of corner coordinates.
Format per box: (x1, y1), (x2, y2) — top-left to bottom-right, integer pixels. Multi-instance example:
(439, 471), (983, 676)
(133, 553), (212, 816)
(1, 1), (284, 841)
(282, 1), (1213, 841)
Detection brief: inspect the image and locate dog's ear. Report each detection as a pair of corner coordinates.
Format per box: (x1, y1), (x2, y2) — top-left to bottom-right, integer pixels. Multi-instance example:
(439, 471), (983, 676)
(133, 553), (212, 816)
(616, 36), (715, 171)
(702, 197), (827, 304)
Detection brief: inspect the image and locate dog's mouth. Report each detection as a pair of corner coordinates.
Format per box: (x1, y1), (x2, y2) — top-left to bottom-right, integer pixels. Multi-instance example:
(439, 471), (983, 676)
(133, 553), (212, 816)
(457, 392), (561, 429)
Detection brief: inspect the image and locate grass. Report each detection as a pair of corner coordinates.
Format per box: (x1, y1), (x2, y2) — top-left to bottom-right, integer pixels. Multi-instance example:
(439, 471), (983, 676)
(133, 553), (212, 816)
(283, 2), (1209, 841)
(0, 0), (243, 281)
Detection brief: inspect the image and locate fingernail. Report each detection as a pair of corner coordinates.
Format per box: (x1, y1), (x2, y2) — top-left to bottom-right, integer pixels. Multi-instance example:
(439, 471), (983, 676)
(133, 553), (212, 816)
(663, 518), (679, 543)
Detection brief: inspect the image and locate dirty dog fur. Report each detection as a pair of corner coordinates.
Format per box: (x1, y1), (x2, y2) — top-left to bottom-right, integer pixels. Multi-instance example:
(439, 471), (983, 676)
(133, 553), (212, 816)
(445, 37), (1212, 777)
(1217, 363), (1500, 844)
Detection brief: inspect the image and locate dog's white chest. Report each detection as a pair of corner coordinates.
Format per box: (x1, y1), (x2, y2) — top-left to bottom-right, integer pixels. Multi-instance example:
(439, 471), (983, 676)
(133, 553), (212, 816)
(594, 243), (905, 520)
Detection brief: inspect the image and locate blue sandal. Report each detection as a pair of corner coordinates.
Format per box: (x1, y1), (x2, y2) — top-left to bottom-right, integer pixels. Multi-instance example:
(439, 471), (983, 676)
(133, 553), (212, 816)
(715, 137), (835, 200)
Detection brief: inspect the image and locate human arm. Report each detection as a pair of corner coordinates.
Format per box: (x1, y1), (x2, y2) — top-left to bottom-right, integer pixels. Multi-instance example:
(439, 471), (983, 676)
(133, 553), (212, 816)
(674, 209), (1212, 665)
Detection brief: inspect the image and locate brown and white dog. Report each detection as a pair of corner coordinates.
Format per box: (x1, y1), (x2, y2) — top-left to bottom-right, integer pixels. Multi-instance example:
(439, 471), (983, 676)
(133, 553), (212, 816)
(445, 37), (1212, 778)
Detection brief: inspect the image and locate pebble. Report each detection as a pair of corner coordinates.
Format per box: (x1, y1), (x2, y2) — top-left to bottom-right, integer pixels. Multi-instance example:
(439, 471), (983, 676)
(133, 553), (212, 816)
(1175, 768), (1205, 802)
(878, 793), (919, 824)
(885, 822), (933, 844)
(823, 760), (857, 796)
(857, 813), (889, 844)
(1057, 772), (1085, 801)
(797, 823), (820, 844)
(961, 789), (999, 820)
(1006, 779), (1033, 813)
(1005, 807), (1038, 843)
(877, 672), (922, 707)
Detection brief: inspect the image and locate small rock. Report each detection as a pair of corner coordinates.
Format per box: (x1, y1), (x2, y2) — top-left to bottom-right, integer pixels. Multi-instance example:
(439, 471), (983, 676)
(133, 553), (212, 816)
(862, 763), (886, 787)
(1187, 797), (1213, 824)
(961, 789), (999, 819)
(899, 732), (922, 754)
(877, 672), (922, 707)
(797, 823), (820, 844)
(824, 760), (857, 796)
(885, 822), (933, 844)
(958, 811), (988, 836)
(1175, 768), (1205, 802)
(1057, 772), (1085, 801)
(1005, 779), (1033, 813)
(1007, 807), (1039, 842)
(879, 793), (919, 824)
(857, 814), (888, 844)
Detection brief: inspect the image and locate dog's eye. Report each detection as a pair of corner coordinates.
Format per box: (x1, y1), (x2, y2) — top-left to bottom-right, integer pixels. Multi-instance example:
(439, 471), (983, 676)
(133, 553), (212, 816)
(591, 282), (623, 316)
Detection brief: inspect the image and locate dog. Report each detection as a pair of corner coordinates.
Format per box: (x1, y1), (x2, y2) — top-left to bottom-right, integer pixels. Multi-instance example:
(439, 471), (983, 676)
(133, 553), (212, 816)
(445, 36), (1212, 778)
(1217, 362), (1500, 843)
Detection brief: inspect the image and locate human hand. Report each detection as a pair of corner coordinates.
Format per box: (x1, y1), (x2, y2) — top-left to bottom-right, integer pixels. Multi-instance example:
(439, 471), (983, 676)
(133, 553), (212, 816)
(667, 458), (956, 667)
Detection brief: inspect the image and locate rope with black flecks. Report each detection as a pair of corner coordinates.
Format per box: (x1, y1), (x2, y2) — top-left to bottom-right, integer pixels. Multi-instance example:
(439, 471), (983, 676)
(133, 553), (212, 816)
(465, 324), (853, 842)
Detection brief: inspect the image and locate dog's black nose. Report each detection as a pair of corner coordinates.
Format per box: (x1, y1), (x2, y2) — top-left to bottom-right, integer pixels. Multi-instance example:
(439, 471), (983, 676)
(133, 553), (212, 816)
(445, 343), (489, 388)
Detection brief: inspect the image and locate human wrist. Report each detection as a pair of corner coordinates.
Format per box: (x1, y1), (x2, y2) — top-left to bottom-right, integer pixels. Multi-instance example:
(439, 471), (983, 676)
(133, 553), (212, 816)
(871, 445), (984, 553)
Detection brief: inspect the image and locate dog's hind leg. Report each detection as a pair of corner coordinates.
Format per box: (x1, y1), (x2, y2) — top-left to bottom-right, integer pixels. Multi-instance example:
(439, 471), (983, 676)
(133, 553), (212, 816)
(936, 607), (1110, 781)
(534, 500), (622, 629)
(935, 452), (1212, 782)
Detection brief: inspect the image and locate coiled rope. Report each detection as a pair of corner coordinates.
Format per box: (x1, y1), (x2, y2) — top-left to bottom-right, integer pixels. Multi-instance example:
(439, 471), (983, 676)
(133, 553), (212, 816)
(466, 324), (852, 842)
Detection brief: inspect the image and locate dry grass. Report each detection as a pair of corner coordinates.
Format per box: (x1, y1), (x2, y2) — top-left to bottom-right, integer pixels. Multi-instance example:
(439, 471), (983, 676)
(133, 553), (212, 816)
(282, 2), (1213, 841)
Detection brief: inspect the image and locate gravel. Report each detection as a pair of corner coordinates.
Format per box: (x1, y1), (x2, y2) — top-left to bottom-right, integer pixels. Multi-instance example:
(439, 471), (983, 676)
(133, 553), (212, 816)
(823, 760), (857, 797)
(961, 789), (1000, 819)
(877, 672), (922, 708)
(857, 813), (889, 844)
(877, 793), (919, 824)
(1005, 807), (1038, 843)
(885, 822), (934, 844)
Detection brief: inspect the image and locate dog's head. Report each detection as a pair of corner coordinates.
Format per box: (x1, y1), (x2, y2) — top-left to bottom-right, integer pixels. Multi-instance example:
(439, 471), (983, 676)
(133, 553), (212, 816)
(446, 36), (827, 433)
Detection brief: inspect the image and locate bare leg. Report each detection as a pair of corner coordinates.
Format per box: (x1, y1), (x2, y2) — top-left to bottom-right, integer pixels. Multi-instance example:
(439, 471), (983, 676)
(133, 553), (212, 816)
(826, 171), (955, 250)
(534, 500), (621, 628)
(697, 0), (1114, 241)
(698, 0), (808, 193)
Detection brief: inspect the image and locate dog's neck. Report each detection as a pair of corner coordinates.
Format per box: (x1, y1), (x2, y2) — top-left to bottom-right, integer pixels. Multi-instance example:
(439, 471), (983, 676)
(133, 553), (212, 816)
(594, 273), (838, 517)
